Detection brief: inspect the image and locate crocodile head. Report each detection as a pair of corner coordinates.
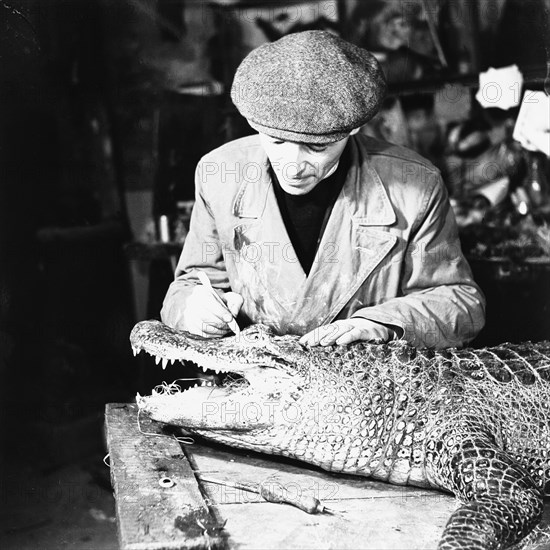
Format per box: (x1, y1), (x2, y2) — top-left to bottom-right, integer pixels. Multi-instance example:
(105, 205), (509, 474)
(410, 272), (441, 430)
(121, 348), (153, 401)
(132, 320), (314, 437)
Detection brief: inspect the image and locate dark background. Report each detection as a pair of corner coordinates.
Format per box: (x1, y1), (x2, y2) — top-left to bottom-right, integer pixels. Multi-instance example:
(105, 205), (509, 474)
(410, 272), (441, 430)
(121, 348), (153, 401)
(0, 1), (549, 547)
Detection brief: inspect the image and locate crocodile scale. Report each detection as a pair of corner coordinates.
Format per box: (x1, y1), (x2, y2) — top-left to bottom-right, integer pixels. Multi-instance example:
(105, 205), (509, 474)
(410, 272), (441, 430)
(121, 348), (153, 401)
(132, 320), (550, 550)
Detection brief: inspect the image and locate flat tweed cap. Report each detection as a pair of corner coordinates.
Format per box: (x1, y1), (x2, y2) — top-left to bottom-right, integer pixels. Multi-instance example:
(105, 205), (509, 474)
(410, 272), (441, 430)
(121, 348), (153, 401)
(231, 30), (387, 144)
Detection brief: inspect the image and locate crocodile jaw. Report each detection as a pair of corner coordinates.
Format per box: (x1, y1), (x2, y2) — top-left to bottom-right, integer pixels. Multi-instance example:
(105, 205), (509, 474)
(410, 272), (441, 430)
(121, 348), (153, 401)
(130, 320), (294, 374)
(137, 385), (274, 431)
(137, 361), (303, 431)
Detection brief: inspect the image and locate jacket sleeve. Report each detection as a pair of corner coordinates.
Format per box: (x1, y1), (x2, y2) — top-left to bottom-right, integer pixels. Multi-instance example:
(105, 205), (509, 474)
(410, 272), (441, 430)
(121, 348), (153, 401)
(160, 161), (231, 328)
(351, 175), (486, 348)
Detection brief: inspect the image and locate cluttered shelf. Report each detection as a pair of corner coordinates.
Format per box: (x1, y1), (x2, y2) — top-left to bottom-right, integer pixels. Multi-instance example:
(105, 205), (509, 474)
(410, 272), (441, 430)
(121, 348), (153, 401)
(459, 213), (550, 314)
(387, 66), (548, 97)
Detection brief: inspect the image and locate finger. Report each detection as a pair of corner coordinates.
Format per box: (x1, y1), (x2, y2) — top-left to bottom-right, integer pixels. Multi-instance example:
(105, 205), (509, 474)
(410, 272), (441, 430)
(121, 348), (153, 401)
(185, 301), (231, 329)
(200, 327), (228, 338)
(335, 328), (363, 346)
(184, 324), (223, 338)
(201, 321), (229, 336)
(197, 299), (234, 326)
(336, 326), (388, 345)
(303, 326), (332, 346)
(299, 329), (318, 346)
(207, 299), (235, 324)
(191, 287), (234, 324)
(300, 324), (344, 346)
(224, 292), (244, 317)
(319, 324), (353, 346)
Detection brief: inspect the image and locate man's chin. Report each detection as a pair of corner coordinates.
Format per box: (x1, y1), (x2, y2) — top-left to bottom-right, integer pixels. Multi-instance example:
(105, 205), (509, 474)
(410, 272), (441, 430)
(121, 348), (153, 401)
(279, 178), (318, 195)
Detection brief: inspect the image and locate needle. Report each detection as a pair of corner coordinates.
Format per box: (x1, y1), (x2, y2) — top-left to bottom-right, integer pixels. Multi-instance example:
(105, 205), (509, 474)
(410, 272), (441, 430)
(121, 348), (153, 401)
(196, 271), (241, 336)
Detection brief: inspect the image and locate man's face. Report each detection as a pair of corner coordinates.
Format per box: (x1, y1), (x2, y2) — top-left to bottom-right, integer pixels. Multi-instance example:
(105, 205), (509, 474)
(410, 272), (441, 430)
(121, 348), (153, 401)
(259, 133), (351, 195)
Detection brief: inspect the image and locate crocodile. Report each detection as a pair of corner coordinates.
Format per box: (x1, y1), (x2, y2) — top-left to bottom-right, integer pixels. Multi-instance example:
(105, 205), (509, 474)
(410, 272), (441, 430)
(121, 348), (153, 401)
(131, 320), (550, 550)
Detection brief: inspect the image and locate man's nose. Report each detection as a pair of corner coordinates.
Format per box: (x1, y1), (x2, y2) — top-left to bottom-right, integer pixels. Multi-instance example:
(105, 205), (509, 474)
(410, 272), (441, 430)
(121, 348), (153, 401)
(283, 143), (308, 171)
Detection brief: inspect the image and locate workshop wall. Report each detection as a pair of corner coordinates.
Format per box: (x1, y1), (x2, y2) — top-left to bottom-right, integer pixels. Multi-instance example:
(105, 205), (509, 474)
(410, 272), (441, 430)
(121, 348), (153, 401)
(0, 0), (137, 468)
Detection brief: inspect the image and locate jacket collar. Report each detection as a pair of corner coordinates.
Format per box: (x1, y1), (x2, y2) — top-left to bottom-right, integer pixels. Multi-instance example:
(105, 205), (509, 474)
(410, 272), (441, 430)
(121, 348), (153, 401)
(232, 135), (396, 226)
(344, 137), (396, 226)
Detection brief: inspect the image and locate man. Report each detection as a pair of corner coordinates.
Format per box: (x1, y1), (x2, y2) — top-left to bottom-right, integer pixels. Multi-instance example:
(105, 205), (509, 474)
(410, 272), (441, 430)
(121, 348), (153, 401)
(161, 31), (485, 349)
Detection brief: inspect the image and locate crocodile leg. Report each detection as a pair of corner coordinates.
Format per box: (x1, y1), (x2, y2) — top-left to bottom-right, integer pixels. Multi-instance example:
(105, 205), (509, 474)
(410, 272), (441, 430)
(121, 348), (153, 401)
(426, 419), (544, 550)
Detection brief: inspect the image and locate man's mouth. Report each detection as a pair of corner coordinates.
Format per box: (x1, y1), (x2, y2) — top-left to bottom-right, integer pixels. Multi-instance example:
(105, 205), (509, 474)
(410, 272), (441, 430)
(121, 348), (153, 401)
(287, 173), (313, 181)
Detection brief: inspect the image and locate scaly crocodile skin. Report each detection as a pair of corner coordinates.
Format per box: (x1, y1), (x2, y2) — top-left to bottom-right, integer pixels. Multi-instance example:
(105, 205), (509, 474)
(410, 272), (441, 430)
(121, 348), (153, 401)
(132, 320), (550, 550)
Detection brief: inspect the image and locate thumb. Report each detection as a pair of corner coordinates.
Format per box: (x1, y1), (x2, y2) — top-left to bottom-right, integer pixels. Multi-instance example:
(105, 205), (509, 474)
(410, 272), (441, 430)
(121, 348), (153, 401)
(224, 292), (244, 317)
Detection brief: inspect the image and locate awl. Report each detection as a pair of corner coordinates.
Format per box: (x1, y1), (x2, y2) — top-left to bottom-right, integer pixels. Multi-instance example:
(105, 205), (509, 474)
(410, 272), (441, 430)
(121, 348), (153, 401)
(198, 475), (342, 515)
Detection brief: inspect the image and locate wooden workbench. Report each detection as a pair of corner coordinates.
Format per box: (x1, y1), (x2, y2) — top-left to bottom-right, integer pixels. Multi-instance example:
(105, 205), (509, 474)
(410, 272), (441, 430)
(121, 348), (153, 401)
(105, 404), (550, 550)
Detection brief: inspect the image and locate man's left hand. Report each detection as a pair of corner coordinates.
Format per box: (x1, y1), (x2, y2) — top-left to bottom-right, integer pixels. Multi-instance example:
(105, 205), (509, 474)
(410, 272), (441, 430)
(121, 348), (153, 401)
(299, 319), (395, 347)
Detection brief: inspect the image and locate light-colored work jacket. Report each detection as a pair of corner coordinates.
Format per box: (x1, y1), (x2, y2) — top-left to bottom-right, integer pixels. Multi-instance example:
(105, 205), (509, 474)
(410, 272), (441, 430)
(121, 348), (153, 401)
(162, 134), (485, 348)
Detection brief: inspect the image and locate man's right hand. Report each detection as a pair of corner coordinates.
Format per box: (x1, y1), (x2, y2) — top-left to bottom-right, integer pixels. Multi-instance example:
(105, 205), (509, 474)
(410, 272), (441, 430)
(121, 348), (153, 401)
(173, 285), (243, 338)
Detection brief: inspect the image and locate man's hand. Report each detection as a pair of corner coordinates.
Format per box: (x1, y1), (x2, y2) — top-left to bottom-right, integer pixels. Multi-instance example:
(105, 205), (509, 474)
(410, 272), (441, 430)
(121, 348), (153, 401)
(174, 285), (243, 338)
(299, 318), (396, 347)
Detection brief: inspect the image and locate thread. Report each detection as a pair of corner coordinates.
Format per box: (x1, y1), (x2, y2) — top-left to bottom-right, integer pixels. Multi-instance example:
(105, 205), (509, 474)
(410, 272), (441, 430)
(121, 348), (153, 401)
(137, 408), (194, 445)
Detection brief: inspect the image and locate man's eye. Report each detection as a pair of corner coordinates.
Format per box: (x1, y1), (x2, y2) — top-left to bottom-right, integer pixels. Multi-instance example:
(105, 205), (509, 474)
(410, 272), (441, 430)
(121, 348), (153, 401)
(308, 145), (327, 153)
(272, 140), (284, 145)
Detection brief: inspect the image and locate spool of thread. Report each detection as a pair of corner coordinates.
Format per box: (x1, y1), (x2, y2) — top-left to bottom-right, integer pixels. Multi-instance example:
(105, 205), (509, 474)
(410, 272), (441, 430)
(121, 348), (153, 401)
(159, 215), (170, 243)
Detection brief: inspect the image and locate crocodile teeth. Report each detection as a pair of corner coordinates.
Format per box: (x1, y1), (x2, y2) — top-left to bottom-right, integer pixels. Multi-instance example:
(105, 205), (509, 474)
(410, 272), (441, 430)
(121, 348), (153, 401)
(170, 358), (175, 365)
(161, 358), (168, 370)
(155, 356), (161, 365)
(132, 346), (139, 356)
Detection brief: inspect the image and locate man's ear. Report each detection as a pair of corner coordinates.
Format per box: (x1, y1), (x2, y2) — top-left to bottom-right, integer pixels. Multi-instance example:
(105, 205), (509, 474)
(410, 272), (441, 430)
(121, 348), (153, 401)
(349, 127), (361, 136)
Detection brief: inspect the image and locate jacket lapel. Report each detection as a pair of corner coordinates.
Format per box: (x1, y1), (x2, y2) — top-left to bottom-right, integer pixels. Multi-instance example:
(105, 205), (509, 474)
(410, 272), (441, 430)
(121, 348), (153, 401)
(231, 159), (307, 332)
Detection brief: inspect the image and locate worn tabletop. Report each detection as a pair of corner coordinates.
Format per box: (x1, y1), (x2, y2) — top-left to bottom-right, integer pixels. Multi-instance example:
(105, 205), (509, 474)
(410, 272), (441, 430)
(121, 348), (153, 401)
(105, 403), (550, 550)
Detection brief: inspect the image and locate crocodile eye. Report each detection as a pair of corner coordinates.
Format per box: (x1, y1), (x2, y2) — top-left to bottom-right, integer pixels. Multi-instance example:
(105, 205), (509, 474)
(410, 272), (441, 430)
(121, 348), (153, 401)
(246, 332), (261, 342)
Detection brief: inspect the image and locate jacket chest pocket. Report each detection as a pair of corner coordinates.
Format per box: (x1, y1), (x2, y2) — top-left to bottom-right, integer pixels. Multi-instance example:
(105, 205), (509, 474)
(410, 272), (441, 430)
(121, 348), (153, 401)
(223, 222), (264, 267)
